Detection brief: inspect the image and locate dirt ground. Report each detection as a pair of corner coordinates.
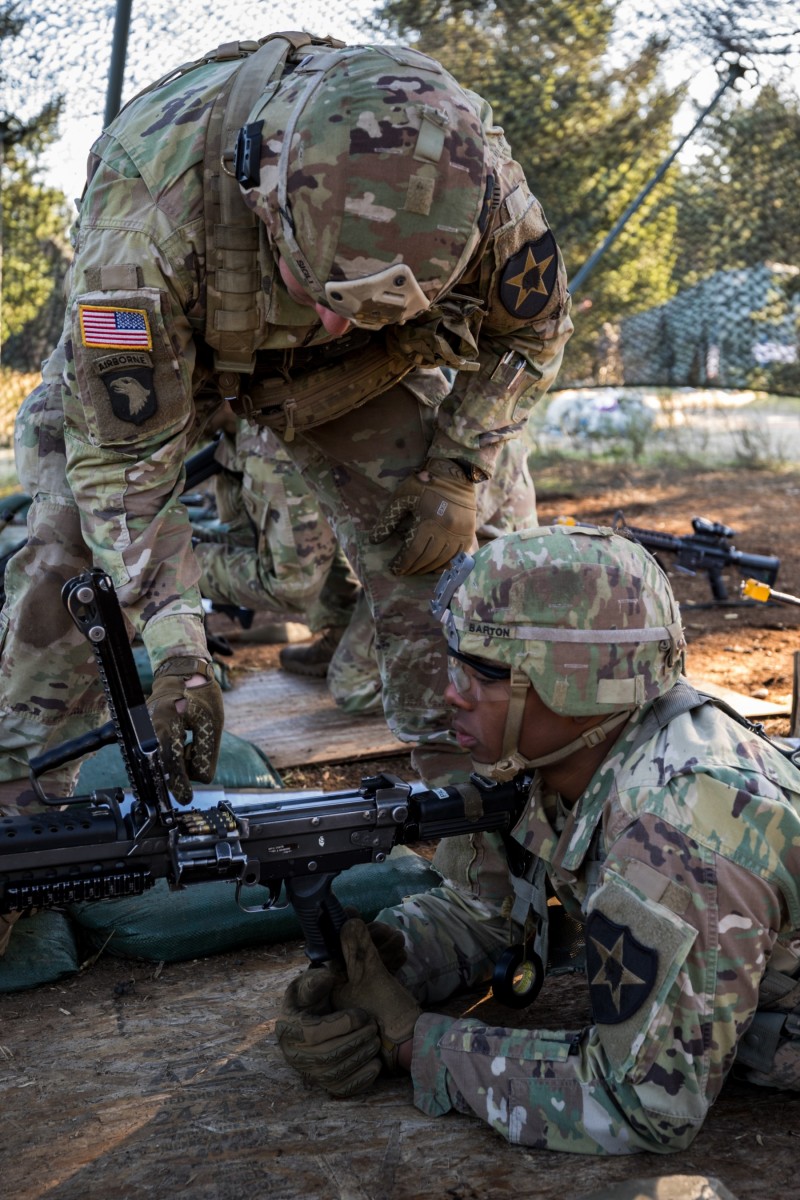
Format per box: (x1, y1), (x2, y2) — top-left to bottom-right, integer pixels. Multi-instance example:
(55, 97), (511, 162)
(2, 462), (800, 1200)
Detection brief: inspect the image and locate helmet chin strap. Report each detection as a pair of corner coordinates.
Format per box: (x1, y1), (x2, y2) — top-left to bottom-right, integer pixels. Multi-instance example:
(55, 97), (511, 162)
(471, 668), (631, 783)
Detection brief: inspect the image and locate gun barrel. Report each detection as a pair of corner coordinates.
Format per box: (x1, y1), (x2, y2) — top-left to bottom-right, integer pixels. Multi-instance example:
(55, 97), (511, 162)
(29, 719), (118, 785)
(726, 548), (780, 585)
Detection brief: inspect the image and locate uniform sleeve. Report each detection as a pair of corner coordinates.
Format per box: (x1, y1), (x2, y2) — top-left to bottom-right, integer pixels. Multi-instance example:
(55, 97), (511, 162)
(60, 151), (209, 670)
(427, 153), (573, 478)
(407, 812), (784, 1154)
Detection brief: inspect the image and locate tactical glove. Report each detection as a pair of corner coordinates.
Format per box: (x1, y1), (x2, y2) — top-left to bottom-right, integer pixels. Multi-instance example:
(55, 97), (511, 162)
(342, 906), (408, 976)
(370, 458), (477, 576)
(333, 918), (421, 1071)
(276, 965), (382, 1097)
(148, 657), (224, 805)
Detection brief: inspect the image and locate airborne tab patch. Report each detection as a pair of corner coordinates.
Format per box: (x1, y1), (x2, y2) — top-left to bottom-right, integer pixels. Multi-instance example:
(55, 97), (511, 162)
(79, 305), (152, 350)
(586, 910), (658, 1025)
(499, 230), (558, 319)
(95, 352), (157, 426)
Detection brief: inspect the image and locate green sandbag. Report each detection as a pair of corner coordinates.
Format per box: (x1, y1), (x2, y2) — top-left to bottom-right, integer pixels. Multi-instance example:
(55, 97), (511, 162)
(69, 846), (441, 963)
(0, 911), (79, 993)
(76, 729), (282, 793)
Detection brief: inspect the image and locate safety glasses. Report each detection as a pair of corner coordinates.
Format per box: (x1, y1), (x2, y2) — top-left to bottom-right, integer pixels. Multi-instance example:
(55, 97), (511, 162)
(447, 648), (511, 699)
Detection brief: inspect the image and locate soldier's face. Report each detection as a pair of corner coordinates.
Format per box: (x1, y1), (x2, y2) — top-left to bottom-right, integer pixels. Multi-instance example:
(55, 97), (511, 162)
(445, 658), (513, 762)
(445, 660), (582, 766)
(278, 257), (352, 338)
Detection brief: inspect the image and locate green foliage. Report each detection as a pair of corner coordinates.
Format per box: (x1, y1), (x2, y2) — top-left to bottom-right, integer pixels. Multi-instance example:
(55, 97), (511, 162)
(674, 84), (800, 281)
(372, 0), (684, 379)
(1, 2), (70, 365)
(1, 139), (70, 349)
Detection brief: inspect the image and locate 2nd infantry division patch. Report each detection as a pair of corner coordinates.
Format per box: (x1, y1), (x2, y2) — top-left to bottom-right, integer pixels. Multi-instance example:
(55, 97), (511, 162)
(79, 305), (152, 350)
(499, 230), (559, 319)
(586, 910), (658, 1025)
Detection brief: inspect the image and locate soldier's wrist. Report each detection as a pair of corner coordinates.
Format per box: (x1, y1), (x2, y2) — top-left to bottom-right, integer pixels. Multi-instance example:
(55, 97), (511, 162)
(154, 656), (215, 682)
(425, 457), (483, 485)
(396, 1038), (414, 1073)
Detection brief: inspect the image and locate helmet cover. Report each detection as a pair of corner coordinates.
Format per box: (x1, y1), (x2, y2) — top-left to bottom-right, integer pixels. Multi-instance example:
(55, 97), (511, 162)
(240, 44), (492, 328)
(443, 525), (686, 717)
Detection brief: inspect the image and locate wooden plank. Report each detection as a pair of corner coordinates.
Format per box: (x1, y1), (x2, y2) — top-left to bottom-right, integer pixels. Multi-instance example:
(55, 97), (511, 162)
(688, 677), (791, 719)
(222, 664), (406, 768)
(223, 665), (789, 770)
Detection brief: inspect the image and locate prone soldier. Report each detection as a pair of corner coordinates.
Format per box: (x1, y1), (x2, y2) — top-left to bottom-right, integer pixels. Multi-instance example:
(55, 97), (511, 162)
(276, 525), (800, 1152)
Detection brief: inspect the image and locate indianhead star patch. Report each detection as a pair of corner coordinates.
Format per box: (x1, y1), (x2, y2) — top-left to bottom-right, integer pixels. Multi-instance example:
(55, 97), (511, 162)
(499, 230), (559, 319)
(586, 910), (658, 1025)
(79, 305), (152, 350)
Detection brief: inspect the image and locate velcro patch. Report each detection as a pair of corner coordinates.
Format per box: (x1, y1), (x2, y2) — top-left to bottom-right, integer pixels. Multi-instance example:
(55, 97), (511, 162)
(586, 910), (658, 1025)
(79, 305), (152, 350)
(96, 352), (157, 426)
(499, 230), (558, 320)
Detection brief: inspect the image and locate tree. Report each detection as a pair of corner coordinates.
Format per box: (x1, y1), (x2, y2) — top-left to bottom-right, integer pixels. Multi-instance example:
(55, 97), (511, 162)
(0, 2), (71, 367)
(372, 0), (684, 378)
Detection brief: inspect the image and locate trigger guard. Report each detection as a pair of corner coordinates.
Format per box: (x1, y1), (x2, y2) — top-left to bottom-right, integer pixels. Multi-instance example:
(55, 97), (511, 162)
(235, 875), (285, 914)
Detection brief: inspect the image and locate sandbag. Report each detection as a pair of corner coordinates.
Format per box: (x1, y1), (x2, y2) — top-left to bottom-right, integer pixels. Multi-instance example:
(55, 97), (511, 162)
(76, 729), (282, 793)
(0, 911), (79, 993)
(69, 846), (441, 963)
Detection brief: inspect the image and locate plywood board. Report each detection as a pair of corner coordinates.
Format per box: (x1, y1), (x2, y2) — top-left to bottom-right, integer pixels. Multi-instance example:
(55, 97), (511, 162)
(222, 664), (406, 769)
(688, 677), (791, 719)
(221, 663), (789, 771)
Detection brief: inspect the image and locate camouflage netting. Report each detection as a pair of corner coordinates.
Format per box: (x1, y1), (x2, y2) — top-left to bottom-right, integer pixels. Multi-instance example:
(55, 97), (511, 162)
(0, 0), (798, 454)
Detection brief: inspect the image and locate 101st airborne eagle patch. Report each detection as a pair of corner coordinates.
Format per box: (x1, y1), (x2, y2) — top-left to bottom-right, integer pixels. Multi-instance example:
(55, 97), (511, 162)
(585, 910), (659, 1025)
(499, 230), (559, 319)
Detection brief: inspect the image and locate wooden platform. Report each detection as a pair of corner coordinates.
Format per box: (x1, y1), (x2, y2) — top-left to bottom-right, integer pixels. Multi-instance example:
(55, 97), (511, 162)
(687, 678), (791, 720)
(222, 664), (406, 769)
(221, 664), (790, 771)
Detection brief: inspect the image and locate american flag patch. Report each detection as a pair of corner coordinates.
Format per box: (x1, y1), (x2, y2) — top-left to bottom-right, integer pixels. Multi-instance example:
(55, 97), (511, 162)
(79, 305), (152, 349)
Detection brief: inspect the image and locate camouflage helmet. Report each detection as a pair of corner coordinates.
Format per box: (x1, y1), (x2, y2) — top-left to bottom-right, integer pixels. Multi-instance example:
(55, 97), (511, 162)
(436, 525), (686, 718)
(239, 43), (493, 329)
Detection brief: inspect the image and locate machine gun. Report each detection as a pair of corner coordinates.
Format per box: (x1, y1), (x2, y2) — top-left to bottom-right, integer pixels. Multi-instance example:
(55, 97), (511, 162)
(0, 569), (529, 970)
(612, 512), (780, 604)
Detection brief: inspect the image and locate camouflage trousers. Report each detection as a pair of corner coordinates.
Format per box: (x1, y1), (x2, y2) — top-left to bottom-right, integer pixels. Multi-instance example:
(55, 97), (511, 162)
(193, 419), (360, 630)
(197, 411), (538, 721)
(0, 346), (112, 792)
(266, 381), (468, 781)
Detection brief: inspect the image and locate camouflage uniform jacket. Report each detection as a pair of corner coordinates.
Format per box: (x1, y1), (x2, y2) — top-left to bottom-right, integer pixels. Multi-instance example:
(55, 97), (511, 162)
(409, 697), (800, 1153)
(55, 47), (571, 671)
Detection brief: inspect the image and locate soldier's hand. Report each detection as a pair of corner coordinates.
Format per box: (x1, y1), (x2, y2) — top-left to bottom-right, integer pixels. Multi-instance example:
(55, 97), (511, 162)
(148, 657), (224, 804)
(342, 905), (407, 975)
(333, 918), (421, 1071)
(370, 458), (477, 575)
(276, 965), (383, 1097)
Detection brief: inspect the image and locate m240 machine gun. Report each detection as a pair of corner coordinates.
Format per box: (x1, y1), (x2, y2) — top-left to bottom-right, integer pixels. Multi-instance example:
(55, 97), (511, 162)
(0, 569), (530, 974)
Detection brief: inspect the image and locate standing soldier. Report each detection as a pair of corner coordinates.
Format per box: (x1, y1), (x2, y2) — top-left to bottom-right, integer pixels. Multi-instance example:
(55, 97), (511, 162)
(0, 32), (571, 805)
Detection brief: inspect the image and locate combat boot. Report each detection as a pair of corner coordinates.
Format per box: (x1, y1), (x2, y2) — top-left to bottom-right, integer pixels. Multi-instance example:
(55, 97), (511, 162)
(278, 627), (346, 678)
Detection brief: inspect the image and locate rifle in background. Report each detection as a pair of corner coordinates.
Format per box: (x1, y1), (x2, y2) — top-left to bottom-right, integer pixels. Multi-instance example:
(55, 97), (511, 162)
(612, 512), (780, 604)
